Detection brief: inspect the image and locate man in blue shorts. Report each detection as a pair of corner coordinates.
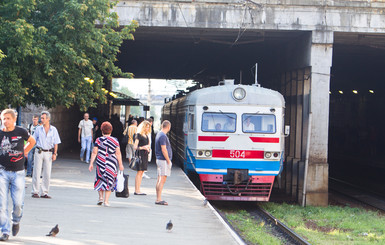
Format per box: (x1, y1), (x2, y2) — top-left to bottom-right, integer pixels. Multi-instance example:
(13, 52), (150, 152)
(154, 120), (172, 205)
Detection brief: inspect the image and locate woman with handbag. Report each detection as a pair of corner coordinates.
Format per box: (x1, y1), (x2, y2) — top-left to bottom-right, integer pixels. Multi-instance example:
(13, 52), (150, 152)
(133, 120), (151, 195)
(89, 121), (124, 206)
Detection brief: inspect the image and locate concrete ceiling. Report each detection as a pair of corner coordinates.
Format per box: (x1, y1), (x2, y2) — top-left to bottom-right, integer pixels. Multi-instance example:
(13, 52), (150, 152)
(116, 27), (385, 90)
(116, 26), (305, 86)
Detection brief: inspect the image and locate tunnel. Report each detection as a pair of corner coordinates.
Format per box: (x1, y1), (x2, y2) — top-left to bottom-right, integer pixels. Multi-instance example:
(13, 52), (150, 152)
(115, 26), (385, 200)
(330, 33), (385, 195)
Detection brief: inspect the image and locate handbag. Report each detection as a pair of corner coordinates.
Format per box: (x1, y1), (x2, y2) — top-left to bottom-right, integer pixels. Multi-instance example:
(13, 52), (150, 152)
(115, 173), (129, 198)
(122, 134), (129, 144)
(129, 150), (141, 170)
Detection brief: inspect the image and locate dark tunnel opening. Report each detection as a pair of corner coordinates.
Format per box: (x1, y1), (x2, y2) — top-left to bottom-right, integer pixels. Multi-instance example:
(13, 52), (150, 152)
(329, 43), (385, 195)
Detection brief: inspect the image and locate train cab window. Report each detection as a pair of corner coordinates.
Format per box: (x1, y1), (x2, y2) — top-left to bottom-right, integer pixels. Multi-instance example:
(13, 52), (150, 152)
(201, 112), (236, 133)
(242, 114), (276, 134)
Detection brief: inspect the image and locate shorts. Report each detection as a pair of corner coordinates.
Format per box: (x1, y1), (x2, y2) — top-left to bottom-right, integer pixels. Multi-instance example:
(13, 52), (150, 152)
(126, 144), (135, 159)
(156, 159), (172, 177)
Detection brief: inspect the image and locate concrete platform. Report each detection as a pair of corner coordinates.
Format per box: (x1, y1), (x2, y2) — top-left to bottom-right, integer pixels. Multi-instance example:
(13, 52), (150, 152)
(8, 155), (242, 244)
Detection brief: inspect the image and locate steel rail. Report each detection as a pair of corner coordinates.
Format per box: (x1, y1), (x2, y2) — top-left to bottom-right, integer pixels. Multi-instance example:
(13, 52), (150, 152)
(329, 177), (385, 212)
(256, 205), (312, 245)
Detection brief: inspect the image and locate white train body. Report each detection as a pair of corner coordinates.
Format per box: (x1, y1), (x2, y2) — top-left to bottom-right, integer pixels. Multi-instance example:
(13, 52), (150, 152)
(162, 81), (285, 201)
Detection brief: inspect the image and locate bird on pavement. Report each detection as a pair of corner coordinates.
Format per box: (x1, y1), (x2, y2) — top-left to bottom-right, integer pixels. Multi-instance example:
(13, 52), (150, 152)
(46, 224), (59, 237)
(166, 220), (173, 232)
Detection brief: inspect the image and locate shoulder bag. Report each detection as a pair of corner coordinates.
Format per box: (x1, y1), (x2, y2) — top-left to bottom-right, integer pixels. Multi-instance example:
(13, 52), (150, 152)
(129, 150), (141, 170)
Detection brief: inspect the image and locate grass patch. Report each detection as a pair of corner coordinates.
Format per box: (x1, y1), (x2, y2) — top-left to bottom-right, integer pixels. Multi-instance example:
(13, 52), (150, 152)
(224, 209), (282, 245)
(261, 202), (385, 245)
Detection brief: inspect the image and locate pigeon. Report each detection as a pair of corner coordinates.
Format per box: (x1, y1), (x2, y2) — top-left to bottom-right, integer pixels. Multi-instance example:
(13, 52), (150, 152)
(166, 220), (173, 232)
(203, 199), (208, 206)
(46, 224), (59, 237)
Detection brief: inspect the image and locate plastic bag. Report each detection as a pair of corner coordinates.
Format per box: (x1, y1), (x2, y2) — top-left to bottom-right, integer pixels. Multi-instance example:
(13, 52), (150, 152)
(116, 171), (124, 192)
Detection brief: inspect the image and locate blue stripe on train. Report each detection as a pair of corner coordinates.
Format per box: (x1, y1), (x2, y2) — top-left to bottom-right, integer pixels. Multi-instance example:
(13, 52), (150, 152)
(195, 159), (281, 171)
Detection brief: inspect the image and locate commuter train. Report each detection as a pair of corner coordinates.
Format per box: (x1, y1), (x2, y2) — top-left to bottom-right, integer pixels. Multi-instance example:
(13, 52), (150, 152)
(161, 80), (286, 201)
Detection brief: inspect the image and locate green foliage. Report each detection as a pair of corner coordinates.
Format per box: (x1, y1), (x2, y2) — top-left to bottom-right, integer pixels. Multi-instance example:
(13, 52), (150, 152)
(0, 50), (5, 62)
(0, 0), (137, 111)
(261, 202), (385, 245)
(225, 210), (282, 245)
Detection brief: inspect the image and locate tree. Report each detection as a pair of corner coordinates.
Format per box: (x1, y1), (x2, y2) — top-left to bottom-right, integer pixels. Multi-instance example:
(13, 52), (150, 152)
(0, 0), (137, 111)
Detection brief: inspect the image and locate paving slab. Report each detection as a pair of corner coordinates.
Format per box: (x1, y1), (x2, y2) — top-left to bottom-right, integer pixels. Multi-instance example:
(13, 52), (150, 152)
(6, 155), (242, 244)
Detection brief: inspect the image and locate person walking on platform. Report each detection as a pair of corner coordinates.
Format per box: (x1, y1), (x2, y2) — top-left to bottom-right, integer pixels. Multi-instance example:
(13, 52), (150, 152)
(0, 109), (36, 241)
(88, 122), (124, 207)
(32, 111), (61, 199)
(133, 120), (151, 195)
(91, 117), (99, 148)
(154, 120), (172, 206)
(124, 119), (137, 163)
(78, 113), (93, 164)
(26, 115), (39, 177)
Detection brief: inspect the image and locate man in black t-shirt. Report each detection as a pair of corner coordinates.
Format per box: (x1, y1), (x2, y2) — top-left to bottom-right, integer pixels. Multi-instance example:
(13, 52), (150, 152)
(0, 109), (36, 241)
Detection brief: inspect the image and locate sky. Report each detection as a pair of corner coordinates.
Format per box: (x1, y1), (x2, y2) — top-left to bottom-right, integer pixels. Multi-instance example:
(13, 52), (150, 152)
(115, 78), (196, 96)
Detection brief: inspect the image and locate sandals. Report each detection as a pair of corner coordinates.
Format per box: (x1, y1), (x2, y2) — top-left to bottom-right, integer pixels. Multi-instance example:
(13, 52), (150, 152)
(97, 199), (103, 205)
(155, 200), (168, 205)
(104, 202), (110, 207)
(134, 192), (147, 195)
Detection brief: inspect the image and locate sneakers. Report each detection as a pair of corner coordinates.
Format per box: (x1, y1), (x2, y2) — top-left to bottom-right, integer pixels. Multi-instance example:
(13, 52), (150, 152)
(12, 223), (19, 236)
(142, 173), (150, 179)
(0, 234), (8, 241)
(80, 157), (84, 162)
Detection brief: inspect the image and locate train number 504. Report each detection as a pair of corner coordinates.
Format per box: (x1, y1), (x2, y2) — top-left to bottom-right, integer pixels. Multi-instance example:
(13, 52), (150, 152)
(230, 150), (246, 158)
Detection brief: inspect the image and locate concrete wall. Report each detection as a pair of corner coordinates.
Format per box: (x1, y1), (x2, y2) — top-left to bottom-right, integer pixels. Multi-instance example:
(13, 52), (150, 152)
(116, 0), (385, 33)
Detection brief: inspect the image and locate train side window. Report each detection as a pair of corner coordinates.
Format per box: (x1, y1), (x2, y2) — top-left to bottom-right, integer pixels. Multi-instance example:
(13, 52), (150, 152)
(189, 114), (195, 130)
(201, 112), (236, 133)
(242, 114), (276, 134)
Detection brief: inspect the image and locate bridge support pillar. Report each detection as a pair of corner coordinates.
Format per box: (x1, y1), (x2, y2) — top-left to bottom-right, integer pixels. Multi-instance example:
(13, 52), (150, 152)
(304, 30), (333, 206)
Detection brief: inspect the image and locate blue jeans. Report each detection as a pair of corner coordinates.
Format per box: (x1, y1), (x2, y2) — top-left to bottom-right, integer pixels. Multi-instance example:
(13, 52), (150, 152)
(0, 169), (25, 235)
(27, 146), (36, 175)
(80, 136), (92, 162)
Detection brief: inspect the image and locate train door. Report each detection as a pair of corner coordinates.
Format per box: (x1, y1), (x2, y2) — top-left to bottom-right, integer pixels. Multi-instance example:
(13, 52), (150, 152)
(184, 105), (196, 172)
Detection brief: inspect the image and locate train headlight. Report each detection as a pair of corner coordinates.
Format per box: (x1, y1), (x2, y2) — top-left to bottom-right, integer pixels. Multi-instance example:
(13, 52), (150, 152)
(273, 152), (279, 158)
(205, 150), (212, 157)
(233, 87), (246, 101)
(265, 152), (272, 158)
(198, 151), (203, 156)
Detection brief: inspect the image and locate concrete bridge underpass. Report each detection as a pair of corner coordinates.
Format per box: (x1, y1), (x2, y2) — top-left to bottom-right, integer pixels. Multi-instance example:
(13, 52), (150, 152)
(111, 0), (385, 206)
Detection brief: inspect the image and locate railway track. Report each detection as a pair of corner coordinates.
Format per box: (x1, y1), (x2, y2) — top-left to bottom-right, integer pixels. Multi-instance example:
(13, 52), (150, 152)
(212, 202), (311, 245)
(329, 177), (385, 212)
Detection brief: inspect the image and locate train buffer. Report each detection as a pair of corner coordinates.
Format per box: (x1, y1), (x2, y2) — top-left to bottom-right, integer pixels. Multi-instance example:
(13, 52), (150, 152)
(19, 154), (242, 244)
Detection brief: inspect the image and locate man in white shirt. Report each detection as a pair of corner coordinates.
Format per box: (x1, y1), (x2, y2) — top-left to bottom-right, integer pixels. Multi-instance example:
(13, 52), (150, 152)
(243, 117), (255, 132)
(78, 113), (93, 163)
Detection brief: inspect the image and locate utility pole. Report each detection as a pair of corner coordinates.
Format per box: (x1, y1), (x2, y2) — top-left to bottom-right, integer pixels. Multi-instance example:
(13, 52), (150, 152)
(146, 79), (152, 118)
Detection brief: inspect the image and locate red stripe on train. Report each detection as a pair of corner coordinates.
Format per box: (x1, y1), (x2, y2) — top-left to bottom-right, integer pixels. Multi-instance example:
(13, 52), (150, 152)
(212, 149), (264, 159)
(249, 137), (279, 143)
(198, 136), (229, 142)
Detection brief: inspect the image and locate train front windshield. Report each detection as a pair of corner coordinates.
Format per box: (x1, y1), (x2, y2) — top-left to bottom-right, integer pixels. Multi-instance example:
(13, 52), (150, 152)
(201, 112), (236, 132)
(242, 114), (276, 133)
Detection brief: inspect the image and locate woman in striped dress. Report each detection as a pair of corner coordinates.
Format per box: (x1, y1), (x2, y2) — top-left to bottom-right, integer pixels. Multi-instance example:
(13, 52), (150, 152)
(89, 122), (124, 207)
